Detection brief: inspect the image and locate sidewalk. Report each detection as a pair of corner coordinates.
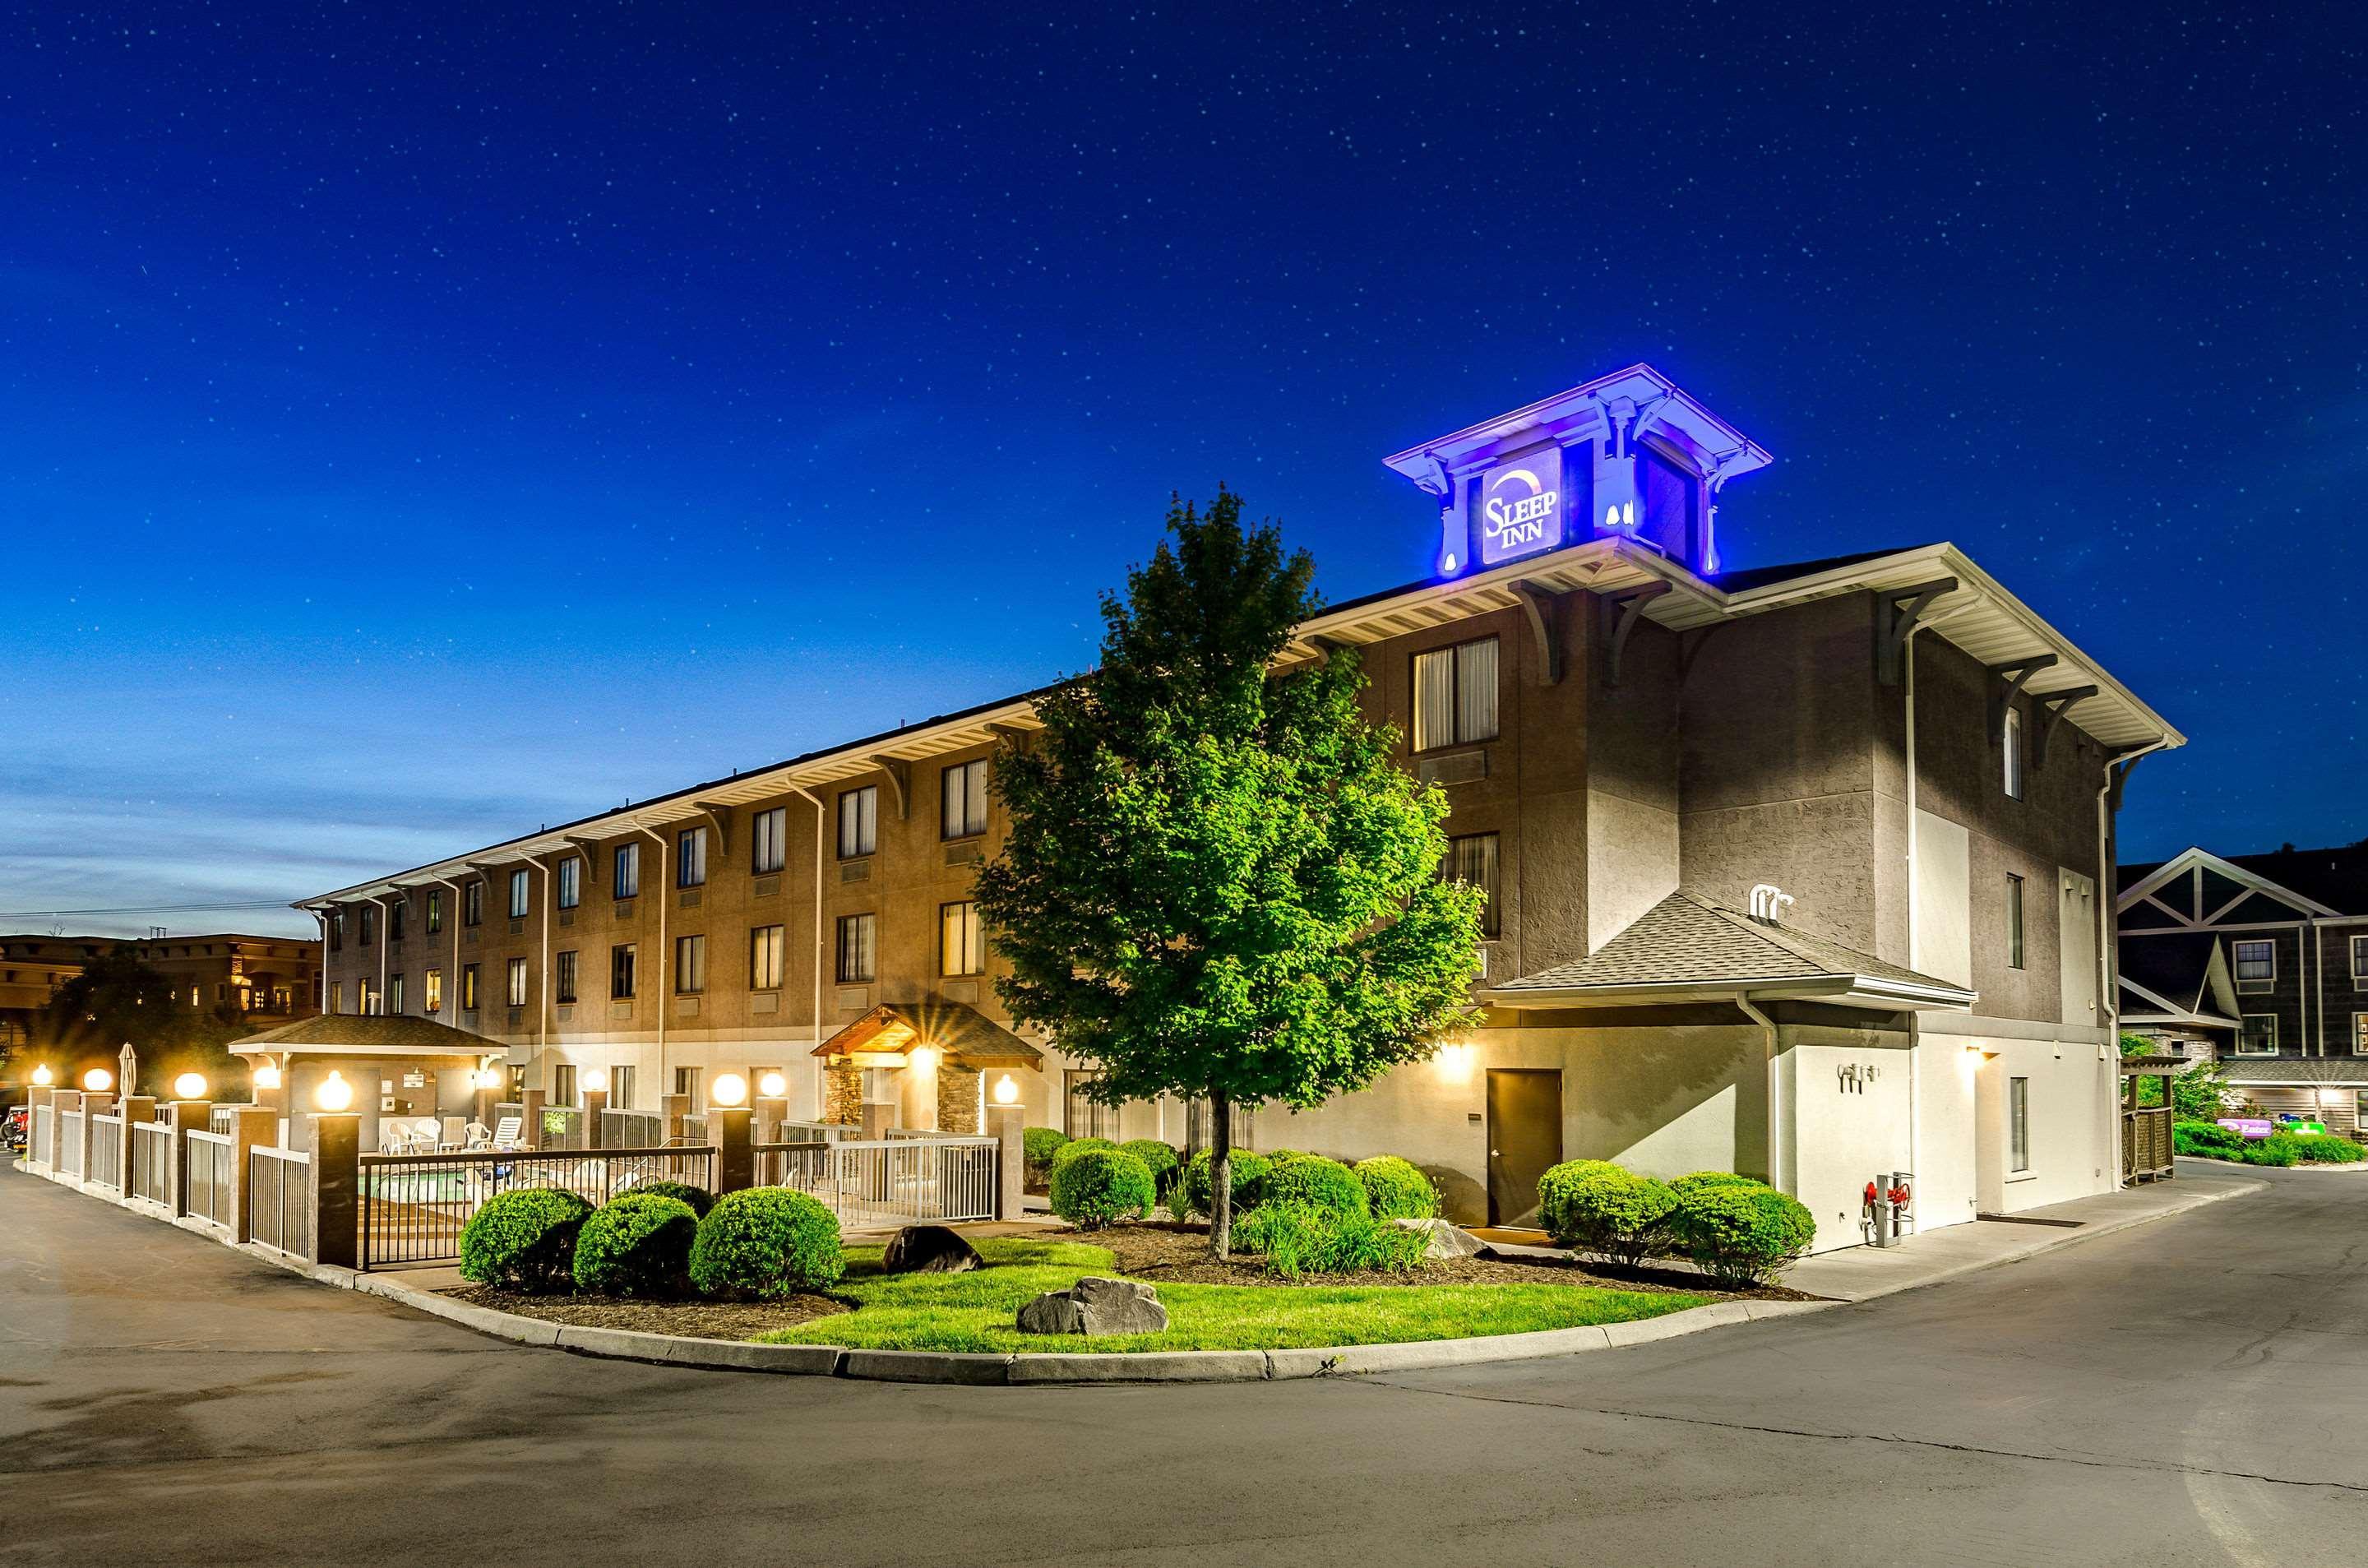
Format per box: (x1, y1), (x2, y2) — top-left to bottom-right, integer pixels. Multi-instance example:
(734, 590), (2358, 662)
(1783, 1164), (2264, 1302)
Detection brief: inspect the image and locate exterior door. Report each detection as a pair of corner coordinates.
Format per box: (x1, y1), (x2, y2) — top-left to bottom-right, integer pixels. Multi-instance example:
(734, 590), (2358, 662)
(1486, 1069), (1563, 1228)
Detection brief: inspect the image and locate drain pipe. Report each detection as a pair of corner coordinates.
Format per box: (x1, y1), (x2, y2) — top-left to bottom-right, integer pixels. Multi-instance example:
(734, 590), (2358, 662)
(2099, 737), (2171, 1183)
(435, 876), (465, 1023)
(789, 784), (829, 1119)
(519, 852), (553, 1067)
(1737, 992), (1783, 1191)
(634, 823), (670, 1103)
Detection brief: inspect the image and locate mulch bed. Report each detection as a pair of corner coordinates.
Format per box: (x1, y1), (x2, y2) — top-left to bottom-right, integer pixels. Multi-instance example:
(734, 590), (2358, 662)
(442, 1285), (848, 1338)
(1077, 1223), (1820, 1302)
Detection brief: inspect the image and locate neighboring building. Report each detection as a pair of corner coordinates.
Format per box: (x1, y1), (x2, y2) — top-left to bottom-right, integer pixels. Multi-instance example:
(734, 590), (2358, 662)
(0, 932), (320, 1055)
(2118, 844), (2368, 1128)
(300, 365), (2182, 1251)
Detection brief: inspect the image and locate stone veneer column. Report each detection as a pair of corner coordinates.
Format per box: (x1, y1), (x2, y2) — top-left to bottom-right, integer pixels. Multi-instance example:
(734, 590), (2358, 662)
(824, 1060), (863, 1127)
(936, 1067), (980, 1136)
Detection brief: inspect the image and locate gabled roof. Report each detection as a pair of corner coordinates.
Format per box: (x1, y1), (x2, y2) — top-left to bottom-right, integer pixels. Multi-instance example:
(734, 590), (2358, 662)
(227, 1014), (506, 1058)
(1488, 891), (1974, 1011)
(812, 1001), (1044, 1071)
(2116, 846), (2351, 924)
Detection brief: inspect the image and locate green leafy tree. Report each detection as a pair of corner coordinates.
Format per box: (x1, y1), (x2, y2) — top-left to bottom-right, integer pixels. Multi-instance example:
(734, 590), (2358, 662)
(974, 489), (1486, 1256)
(37, 951), (249, 1095)
(2120, 1031), (2232, 1118)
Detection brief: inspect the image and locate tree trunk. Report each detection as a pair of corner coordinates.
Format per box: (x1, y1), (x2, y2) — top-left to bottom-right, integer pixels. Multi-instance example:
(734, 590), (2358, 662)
(1209, 1089), (1233, 1260)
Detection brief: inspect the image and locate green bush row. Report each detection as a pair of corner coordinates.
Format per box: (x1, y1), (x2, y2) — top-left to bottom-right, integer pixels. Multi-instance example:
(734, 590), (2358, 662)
(459, 1179), (841, 1300)
(2172, 1119), (2367, 1167)
(1537, 1159), (1814, 1286)
(1168, 1148), (1441, 1223)
(1231, 1200), (1428, 1279)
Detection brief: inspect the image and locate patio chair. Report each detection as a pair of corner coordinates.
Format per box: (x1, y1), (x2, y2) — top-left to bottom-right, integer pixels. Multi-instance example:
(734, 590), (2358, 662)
(487, 1115), (523, 1149)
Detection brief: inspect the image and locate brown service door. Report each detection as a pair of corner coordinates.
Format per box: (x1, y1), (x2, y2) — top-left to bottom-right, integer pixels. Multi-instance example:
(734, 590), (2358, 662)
(1486, 1069), (1563, 1228)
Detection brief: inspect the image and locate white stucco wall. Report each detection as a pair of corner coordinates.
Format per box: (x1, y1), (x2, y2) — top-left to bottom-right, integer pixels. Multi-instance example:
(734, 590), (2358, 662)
(1912, 809), (1973, 988)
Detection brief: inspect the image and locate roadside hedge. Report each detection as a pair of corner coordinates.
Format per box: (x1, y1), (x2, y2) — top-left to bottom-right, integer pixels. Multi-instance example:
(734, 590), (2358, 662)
(688, 1187), (844, 1299)
(1355, 1155), (1440, 1220)
(460, 1187), (594, 1293)
(1048, 1147), (1156, 1229)
(1260, 1154), (1369, 1218)
(1538, 1160), (1677, 1268)
(571, 1192), (699, 1297)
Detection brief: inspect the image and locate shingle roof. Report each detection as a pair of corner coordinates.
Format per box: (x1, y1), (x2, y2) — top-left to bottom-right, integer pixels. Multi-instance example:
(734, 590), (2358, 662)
(1706, 545), (1929, 594)
(228, 1014), (507, 1055)
(2218, 1058), (2368, 1087)
(1492, 890), (1968, 998)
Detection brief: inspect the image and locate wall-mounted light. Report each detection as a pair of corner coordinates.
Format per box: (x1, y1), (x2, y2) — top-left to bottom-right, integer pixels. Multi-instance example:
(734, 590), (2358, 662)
(1436, 1043), (1474, 1080)
(30, 1064), (52, 1087)
(82, 1067), (113, 1094)
(173, 1072), (208, 1099)
(711, 1072), (748, 1108)
(757, 1071), (787, 1099)
(992, 1074), (1019, 1106)
(909, 1045), (940, 1072)
(315, 1071), (354, 1112)
(253, 1063), (283, 1091)
(581, 1066), (609, 1093)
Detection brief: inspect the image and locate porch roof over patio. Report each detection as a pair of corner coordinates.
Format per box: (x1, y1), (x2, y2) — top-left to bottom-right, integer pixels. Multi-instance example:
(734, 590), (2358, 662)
(2217, 1058), (2368, 1088)
(225, 1014), (509, 1061)
(812, 1001), (1045, 1071)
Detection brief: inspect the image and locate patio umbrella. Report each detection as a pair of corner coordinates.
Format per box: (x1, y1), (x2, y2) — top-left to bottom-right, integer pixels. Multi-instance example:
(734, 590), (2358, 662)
(118, 1041), (137, 1099)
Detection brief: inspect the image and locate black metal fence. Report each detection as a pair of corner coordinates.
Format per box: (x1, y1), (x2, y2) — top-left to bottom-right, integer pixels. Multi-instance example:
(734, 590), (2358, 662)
(357, 1146), (719, 1270)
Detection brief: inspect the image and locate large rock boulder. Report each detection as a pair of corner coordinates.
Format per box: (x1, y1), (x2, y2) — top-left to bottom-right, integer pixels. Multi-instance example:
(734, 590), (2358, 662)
(1393, 1217), (1486, 1260)
(882, 1223), (983, 1275)
(1015, 1275), (1170, 1336)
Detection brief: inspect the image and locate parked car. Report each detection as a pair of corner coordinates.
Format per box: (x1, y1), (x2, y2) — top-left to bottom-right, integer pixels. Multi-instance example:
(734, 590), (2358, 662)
(2, 1106), (27, 1154)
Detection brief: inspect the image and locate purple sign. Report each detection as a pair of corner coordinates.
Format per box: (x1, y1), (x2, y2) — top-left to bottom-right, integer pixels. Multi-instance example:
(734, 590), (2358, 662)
(2218, 1117), (2274, 1140)
(1478, 444), (1564, 566)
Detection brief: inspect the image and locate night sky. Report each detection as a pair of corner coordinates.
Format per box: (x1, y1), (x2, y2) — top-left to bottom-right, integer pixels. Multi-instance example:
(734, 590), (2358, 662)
(6, 2), (2362, 939)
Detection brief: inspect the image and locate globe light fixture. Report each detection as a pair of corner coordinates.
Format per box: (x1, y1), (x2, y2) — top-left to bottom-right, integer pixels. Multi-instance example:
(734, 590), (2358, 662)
(757, 1071), (787, 1099)
(82, 1067), (113, 1094)
(30, 1064), (53, 1087)
(992, 1074), (1019, 1106)
(711, 1072), (748, 1108)
(173, 1072), (208, 1099)
(253, 1063), (283, 1091)
(581, 1066), (608, 1093)
(314, 1070), (354, 1112)
(909, 1045), (940, 1072)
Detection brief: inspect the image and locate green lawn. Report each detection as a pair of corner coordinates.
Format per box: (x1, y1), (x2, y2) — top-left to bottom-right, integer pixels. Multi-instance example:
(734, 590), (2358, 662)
(753, 1237), (1712, 1353)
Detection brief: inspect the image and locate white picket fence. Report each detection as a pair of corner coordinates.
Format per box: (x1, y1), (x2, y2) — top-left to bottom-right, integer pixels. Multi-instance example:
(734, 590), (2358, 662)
(756, 1136), (997, 1232)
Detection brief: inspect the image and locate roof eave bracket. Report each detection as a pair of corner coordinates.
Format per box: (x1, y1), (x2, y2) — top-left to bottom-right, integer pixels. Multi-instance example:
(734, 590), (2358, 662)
(1986, 654), (2057, 745)
(1508, 580), (1564, 687)
(1601, 581), (1672, 689)
(1875, 577), (1959, 686)
(2030, 685), (2098, 769)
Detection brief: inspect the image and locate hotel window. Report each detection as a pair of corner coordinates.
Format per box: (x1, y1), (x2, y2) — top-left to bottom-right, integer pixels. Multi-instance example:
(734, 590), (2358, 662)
(675, 1066), (703, 1103)
(2352, 935), (2368, 986)
(1064, 1071), (1120, 1140)
(2237, 1014), (2278, 1056)
(464, 880), (483, 927)
(2003, 707), (2025, 800)
(1413, 636), (1501, 752)
(389, 900), (406, 942)
(1441, 832), (1501, 940)
(509, 869), (531, 919)
(2353, 1013), (2368, 1056)
(358, 904), (377, 945)
(358, 979), (380, 1015)
(753, 807), (787, 875)
(612, 1066), (636, 1110)
(678, 826), (708, 888)
(837, 914), (877, 984)
(942, 759), (989, 840)
(613, 843), (641, 900)
(426, 889), (443, 934)
(557, 856), (580, 909)
(553, 1062), (576, 1108)
(461, 963), (481, 1010)
(675, 934), (706, 993)
(388, 974), (405, 1014)
(329, 910), (344, 951)
(839, 786), (877, 858)
(611, 943), (637, 999)
(2232, 938), (2275, 992)
(2009, 1077), (2030, 1173)
(941, 901), (985, 977)
(555, 949), (579, 1005)
(424, 969), (443, 1014)
(2005, 873), (2026, 969)
(506, 957), (528, 1007)
(750, 924), (786, 990)
(329, 981), (344, 1014)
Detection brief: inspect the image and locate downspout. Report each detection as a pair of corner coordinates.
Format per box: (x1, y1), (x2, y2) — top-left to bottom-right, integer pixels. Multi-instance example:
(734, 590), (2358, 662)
(312, 908), (331, 1015)
(437, 876), (464, 1025)
(789, 784), (829, 1119)
(2099, 737), (2171, 1184)
(520, 852), (553, 1071)
(1736, 992), (1783, 1192)
(376, 895), (391, 1015)
(635, 824), (669, 1102)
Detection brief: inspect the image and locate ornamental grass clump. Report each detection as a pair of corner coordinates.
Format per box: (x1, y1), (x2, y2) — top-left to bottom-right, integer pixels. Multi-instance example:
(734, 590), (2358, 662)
(1667, 1177), (1815, 1287)
(1175, 1148), (1272, 1220)
(1355, 1155), (1440, 1220)
(1231, 1201), (1427, 1279)
(688, 1187), (844, 1300)
(571, 1192), (700, 1297)
(460, 1187), (594, 1293)
(1538, 1160), (1677, 1270)
(1260, 1153), (1368, 1218)
(1048, 1147), (1156, 1229)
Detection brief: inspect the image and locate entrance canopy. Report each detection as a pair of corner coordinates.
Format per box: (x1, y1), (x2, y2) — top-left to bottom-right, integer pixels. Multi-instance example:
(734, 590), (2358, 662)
(813, 1001), (1043, 1071)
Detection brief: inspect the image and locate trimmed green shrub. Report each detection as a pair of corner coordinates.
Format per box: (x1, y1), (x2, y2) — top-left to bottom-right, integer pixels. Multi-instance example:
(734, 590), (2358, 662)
(1176, 1148), (1274, 1219)
(2241, 1132), (2304, 1168)
(1670, 1169), (1764, 1198)
(1048, 1147), (1156, 1229)
(460, 1187), (593, 1293)
(1121, 1139), (1182, 1194)
(571, 1192), (699, 1297)
(2172, 1119), (2245, 1155)
(626, 1178), (715, 1218)
(1261, 1153), (1369, 1217)
(1022, 1126), (1070, 1182)
(1232, 1201), (1427, 1279)
(1049, 1136), (1117, 1169)
(688, 1187), (844, 1299)
(2293, 1133), (2366, 1163)
(1538, 1160), (1678, 1268)
(1355, 1155), (1440, 1220)
(1669, 1177), (1816, 1286)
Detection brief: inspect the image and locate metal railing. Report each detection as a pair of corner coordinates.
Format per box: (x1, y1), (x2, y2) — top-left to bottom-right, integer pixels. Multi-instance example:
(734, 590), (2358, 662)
(130, 1122), (173, 1205)
(602, 1108), (667, 1149)
(756, 1136), (998, 1231)
(775, 1119), (859, 1144)
(680, 1112), (710, 1147)
(540, 1105), (585, 1150)
(30, 1103), (53, 1164)
(187, 1131), (236, 1230)
(58, 1111), (84, 1178)
(210, 1105), (238, 1135)
(89, 1114), (123, 1191)
(357, 1146), (719, 1270)
(248, 1145), (313, 1257)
